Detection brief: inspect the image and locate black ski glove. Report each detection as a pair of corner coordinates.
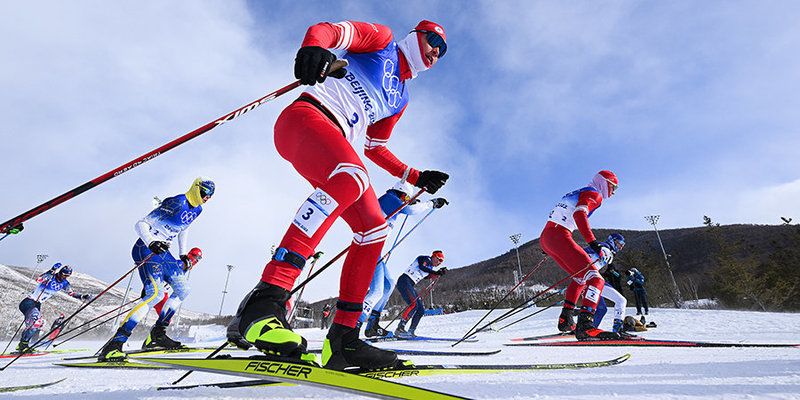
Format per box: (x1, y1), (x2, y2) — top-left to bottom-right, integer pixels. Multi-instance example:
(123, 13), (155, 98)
(432, 198), (449, 209)
(294, 46), (346, 85)
(80, 293), (93, 301)
(148, 240), (170, 255)
(415, 170), (449, 194)
(435, 267), (448, 276)
(180, 255), (193, 271)
(588, 240), (604, 256)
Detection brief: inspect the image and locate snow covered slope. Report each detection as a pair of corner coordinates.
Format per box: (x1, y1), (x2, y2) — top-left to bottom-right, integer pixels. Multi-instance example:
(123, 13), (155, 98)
(0, 263), (213, 340)
(1, 307), (798, 399)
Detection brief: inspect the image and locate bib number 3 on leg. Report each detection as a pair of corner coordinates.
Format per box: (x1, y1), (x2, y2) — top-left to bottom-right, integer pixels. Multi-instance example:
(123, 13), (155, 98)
(292, 188), (339, 237)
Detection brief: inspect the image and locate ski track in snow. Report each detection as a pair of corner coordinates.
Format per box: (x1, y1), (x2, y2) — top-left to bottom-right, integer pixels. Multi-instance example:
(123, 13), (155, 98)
(1, 308), (798, 399)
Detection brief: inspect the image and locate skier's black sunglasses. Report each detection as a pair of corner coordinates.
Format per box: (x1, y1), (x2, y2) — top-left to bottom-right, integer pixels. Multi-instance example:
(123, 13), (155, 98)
(412, 30), (447, 57)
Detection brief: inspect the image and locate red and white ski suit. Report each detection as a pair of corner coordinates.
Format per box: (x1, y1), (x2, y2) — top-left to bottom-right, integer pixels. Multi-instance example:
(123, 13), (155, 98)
(540, 187), (606, 312)
(263, 21), (422, 327)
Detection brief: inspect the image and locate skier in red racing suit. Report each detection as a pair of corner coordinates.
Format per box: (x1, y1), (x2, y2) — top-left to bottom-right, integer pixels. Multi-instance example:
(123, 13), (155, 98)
(227, 19), (450, 370)
(540, 170), (621, 341)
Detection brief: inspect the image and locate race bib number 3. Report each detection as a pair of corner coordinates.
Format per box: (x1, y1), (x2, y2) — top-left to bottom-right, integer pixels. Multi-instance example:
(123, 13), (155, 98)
(292, 189), (339, 237)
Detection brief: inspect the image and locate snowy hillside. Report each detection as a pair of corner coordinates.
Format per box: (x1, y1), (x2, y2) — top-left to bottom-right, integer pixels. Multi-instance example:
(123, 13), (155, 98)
(0, 263), (214, 340)
(1, 307), (798, 399)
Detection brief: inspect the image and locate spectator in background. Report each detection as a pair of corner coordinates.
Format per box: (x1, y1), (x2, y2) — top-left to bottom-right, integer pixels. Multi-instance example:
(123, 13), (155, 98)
(321, 303), (332, 330)
(627, 268), (649, 315)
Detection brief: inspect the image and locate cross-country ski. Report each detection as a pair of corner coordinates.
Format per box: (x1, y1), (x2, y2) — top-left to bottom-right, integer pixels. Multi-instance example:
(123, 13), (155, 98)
(156, 353), (628, 391)
(506, 338), (800, 348)
(0, 378), (66, 393)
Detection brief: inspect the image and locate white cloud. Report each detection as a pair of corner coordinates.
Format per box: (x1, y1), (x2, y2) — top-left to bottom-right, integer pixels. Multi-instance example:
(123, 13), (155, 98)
(3, 2), (800, 314)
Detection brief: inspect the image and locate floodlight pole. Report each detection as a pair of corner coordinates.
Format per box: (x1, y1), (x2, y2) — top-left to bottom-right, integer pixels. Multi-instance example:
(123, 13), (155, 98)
(219, 265), (235, 316)
(644, 215), (683, 308)
(509, 233), (525, 301)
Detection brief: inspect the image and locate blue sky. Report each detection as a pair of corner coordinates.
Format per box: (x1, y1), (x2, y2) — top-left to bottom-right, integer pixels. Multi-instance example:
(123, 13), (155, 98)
(1, 2), (799, 314)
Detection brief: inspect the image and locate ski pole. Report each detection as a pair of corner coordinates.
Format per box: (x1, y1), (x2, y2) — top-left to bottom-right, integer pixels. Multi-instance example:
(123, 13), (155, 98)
(453, 257), (547, 346)
(1, 254), (153, 370)
(287, 188), (426, 296)
(376, 208), (436, 265)
(0, 60), (348, 238)
(464, 269), (588, 339)
(171, 341), (230, 385)
(111, 273), (135, 331)
(0, 224), (23, 242)
(356, 207), (437, 330)
(401, 277), (440, 321)
(478, 259), (602, 331)
(452, 262), (595, 347)
(40, 298), (87, 351)
(486, 289), (564, 333)
(0, 255), (48, 328)
(382, 214), (408, 266)
(288, 251), (324, 324)
(383, 275), (441, 330)
(52, 306), (134, 347)
(172, 189), (428, 385)
(1, 267), (58, 355)
(51, 298), (138, 346)
(495, 298), (564, 332)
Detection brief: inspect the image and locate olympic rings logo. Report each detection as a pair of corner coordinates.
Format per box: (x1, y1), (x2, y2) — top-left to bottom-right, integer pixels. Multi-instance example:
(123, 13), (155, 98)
(180, 211), (196, 224)
(315, 192), (331, 206)
(382, 59), (402, 108)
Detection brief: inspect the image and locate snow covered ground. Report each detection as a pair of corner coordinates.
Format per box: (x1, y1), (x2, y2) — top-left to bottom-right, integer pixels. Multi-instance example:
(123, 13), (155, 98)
(1, 307), (799, 399)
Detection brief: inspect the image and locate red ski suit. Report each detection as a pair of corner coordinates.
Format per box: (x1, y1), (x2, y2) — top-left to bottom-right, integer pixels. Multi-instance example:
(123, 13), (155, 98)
(540, 189), (606, 312)
(263, 21), (422, 327)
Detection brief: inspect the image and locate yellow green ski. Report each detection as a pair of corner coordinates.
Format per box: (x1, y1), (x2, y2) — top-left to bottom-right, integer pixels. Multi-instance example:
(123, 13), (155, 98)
(156, 353), (631, 391)
(139, 355), (468, 400)
(55, 359), (168, 369)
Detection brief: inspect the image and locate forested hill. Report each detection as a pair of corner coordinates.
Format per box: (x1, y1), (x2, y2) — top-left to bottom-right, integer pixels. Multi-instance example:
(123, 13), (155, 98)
(432, 223), (800, 312)
(306, 223), (800, 318)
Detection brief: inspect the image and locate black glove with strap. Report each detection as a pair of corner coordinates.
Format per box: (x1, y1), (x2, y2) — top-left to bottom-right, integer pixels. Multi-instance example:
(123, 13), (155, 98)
(294, 46), (346, 85)
(435, 267), (448, 276)
(432, 198), (449, 209)
(148, 240), (170, 255)
(588, 240), (604, 256)
(415, 170), (449, 194)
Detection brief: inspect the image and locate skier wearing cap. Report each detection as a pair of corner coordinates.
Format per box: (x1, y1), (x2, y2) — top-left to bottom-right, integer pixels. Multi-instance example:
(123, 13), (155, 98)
(16, 263), (93, 353)
(394, 250), (447, 338)
(540, 170), (621, 340)
(98, 178), (212, 361)
(360, 180), (448, 337)
(228, 20), (450, 370)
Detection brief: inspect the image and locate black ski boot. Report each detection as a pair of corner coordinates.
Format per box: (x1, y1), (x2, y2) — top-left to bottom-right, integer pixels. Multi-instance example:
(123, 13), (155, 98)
(322, 322), (398, 370)
(143, 325), (183, 349)
(98, 340), (127, 361)
(15, 340), (31, 354)
(226, 282), (311, 361)
(363, 311), (387, 338)
(574, 311), (621, 341)
(394, 321), (411, 338)
(557, 307), (576, 332)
